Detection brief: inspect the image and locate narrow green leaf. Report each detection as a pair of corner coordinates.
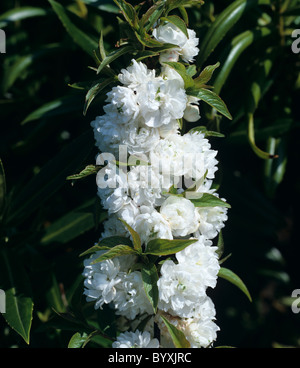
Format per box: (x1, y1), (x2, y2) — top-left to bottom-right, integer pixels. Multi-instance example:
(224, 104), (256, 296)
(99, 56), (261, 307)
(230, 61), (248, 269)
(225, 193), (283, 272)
(163, 61), (194, 89)
(80, 236), (133, 257)
(145, 238), (198, 256)
(7, 130), (94, 225)
(0, 249), (34, 344)
(134, 30), (165, 48)
(0, 159), (6, 221)
(41, 199), (107, 247)
(90, 245), (137, 264)
(84, 77), (116, 115)
(161, 315), (191, 348)
(160, 15), (189, 38)
(248, 114), (278, 160)
(187, 87), (232, 120)
(140, 0), (166, 32)
(141, 263), (159, 313)
(21, 94), (84, 125)
(49, 0), (98, 56)
(194, 62), (220, 87)
(119, 219), (142, 251)
(218, 267), (252, 302)
(187, 193), (231, 208)
(66, 165), (100, 180)
(68, 332), (89, 348)
(189, 126), (225, 138)
(165, 0), (204, 15)
(1, 44), (62, 94)
(96, 45), (134, 75)
(0, 6), (48, 28)
(113, 0), (138, 29)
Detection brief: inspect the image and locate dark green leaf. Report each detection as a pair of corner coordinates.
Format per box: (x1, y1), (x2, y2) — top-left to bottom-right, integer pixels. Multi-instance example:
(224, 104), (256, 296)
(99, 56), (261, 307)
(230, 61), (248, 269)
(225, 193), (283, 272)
(49, 0), (98, 57)
(96, 45), (134, 75)
(187, 193), (231, 208)
(160, 315), (191, 348)
(189, 126), (225, 138)
(145, 238), (198, 256)
(80, 235), (133, 257)
(141, 263), (159, 313)
(119, 219), (142, 252)
(160, 15), (189, 38)
(218, 267), (252, 302)
(187, 87), (232, 120)
(0, 159), (6, 221)
(140, 0), (166, 32)
(84, 77), (116, 115)
(90, 245), (137, 264)
(113, 0), (138, 29)
(41, 199), (107, 247)
(0, 249), (34, 344)
(163, 61), (194, 89)
(7, 130), (94, 225)
(0, 6), (48, 28)
(21, 94), (84, 125)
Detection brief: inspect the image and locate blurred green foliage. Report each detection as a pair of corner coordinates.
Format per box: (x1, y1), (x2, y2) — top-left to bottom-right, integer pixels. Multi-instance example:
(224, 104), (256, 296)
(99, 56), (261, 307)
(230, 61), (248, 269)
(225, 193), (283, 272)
(0, 0), (299, 348)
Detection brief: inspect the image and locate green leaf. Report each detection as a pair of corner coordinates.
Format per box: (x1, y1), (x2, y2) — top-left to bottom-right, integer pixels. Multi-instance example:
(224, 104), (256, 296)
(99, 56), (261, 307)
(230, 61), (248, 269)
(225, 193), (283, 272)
(248, 114), (278, 160)
(0, 249), (34, 344)
(198, 0), (256, 67)
(160, 15), (189, 38)
(90, 245), (137, 264)
(187, 87), (232, 120)
(113, 0), (138, 29)
(119, 219), (142, 252)
(68, 332), (89, 348)
(49, 0), (98, 57)
(165, 0), (204, 15)
(80, 235), (133, 257)
(134, 30), (165, 48)
(96, 45), (134, 75)
(1, 44), (62, 94)
(218, 267), (252, 302)
(189, 126), (225, 138)
(41, 199), (107, 247)
(140, 0), (166, 32)
(145, 238), (198, 256)
(141, 263), (159, 313)
(160, 315), (191, 348)
(0, 159), (6, 221)
(7, 130), (94, 225)
(84, 77), (116, 115)
(21, 94), (84, 125)
(0, 6), (48, 28)
(187, 193), (231, 208)
(194, 62), (220, 87)
(163, 62), (194, 89)
(66, 165), (100, 180)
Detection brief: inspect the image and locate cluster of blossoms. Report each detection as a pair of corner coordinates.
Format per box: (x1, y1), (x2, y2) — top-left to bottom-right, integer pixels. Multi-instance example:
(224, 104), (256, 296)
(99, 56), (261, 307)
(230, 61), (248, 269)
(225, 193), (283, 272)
(83, 21), (228, 348)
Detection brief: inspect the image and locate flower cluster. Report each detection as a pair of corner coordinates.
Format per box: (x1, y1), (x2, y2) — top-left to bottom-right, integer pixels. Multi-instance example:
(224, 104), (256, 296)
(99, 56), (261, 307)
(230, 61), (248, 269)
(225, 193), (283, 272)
(83, 21), (228, 348)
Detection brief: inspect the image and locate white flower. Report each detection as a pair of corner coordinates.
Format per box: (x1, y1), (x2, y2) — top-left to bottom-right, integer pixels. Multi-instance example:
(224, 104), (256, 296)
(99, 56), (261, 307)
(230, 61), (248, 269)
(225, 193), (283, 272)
(183, 96), (200, 122)
(114, 271), (153, 320)
(128, 165), (171, 207)
(160, 196), (199, 237)
(137, 77), (187, 128)
(100, 215), (129, 239)
(176, 236), (220, 289)
(112, 330), (160, 348)
(104, 85), (140, 124)
(195, 205), (228, 240)
(118, 59), (156, 88)
(125, 121), (160, 155)
(134, 206), (173, 245)
(150, 132), (218, 183)
(82, 252), (135, 310)
(180, 29), (200, 63)
(182, 317), (220, 348)
(153, 22), (199, 63)
(157, 260), (207, 318)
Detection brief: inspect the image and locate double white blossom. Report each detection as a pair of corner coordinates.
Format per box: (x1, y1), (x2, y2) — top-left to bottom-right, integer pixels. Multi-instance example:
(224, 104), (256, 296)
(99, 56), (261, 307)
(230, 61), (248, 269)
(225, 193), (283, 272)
(83, 20), (228, 348)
